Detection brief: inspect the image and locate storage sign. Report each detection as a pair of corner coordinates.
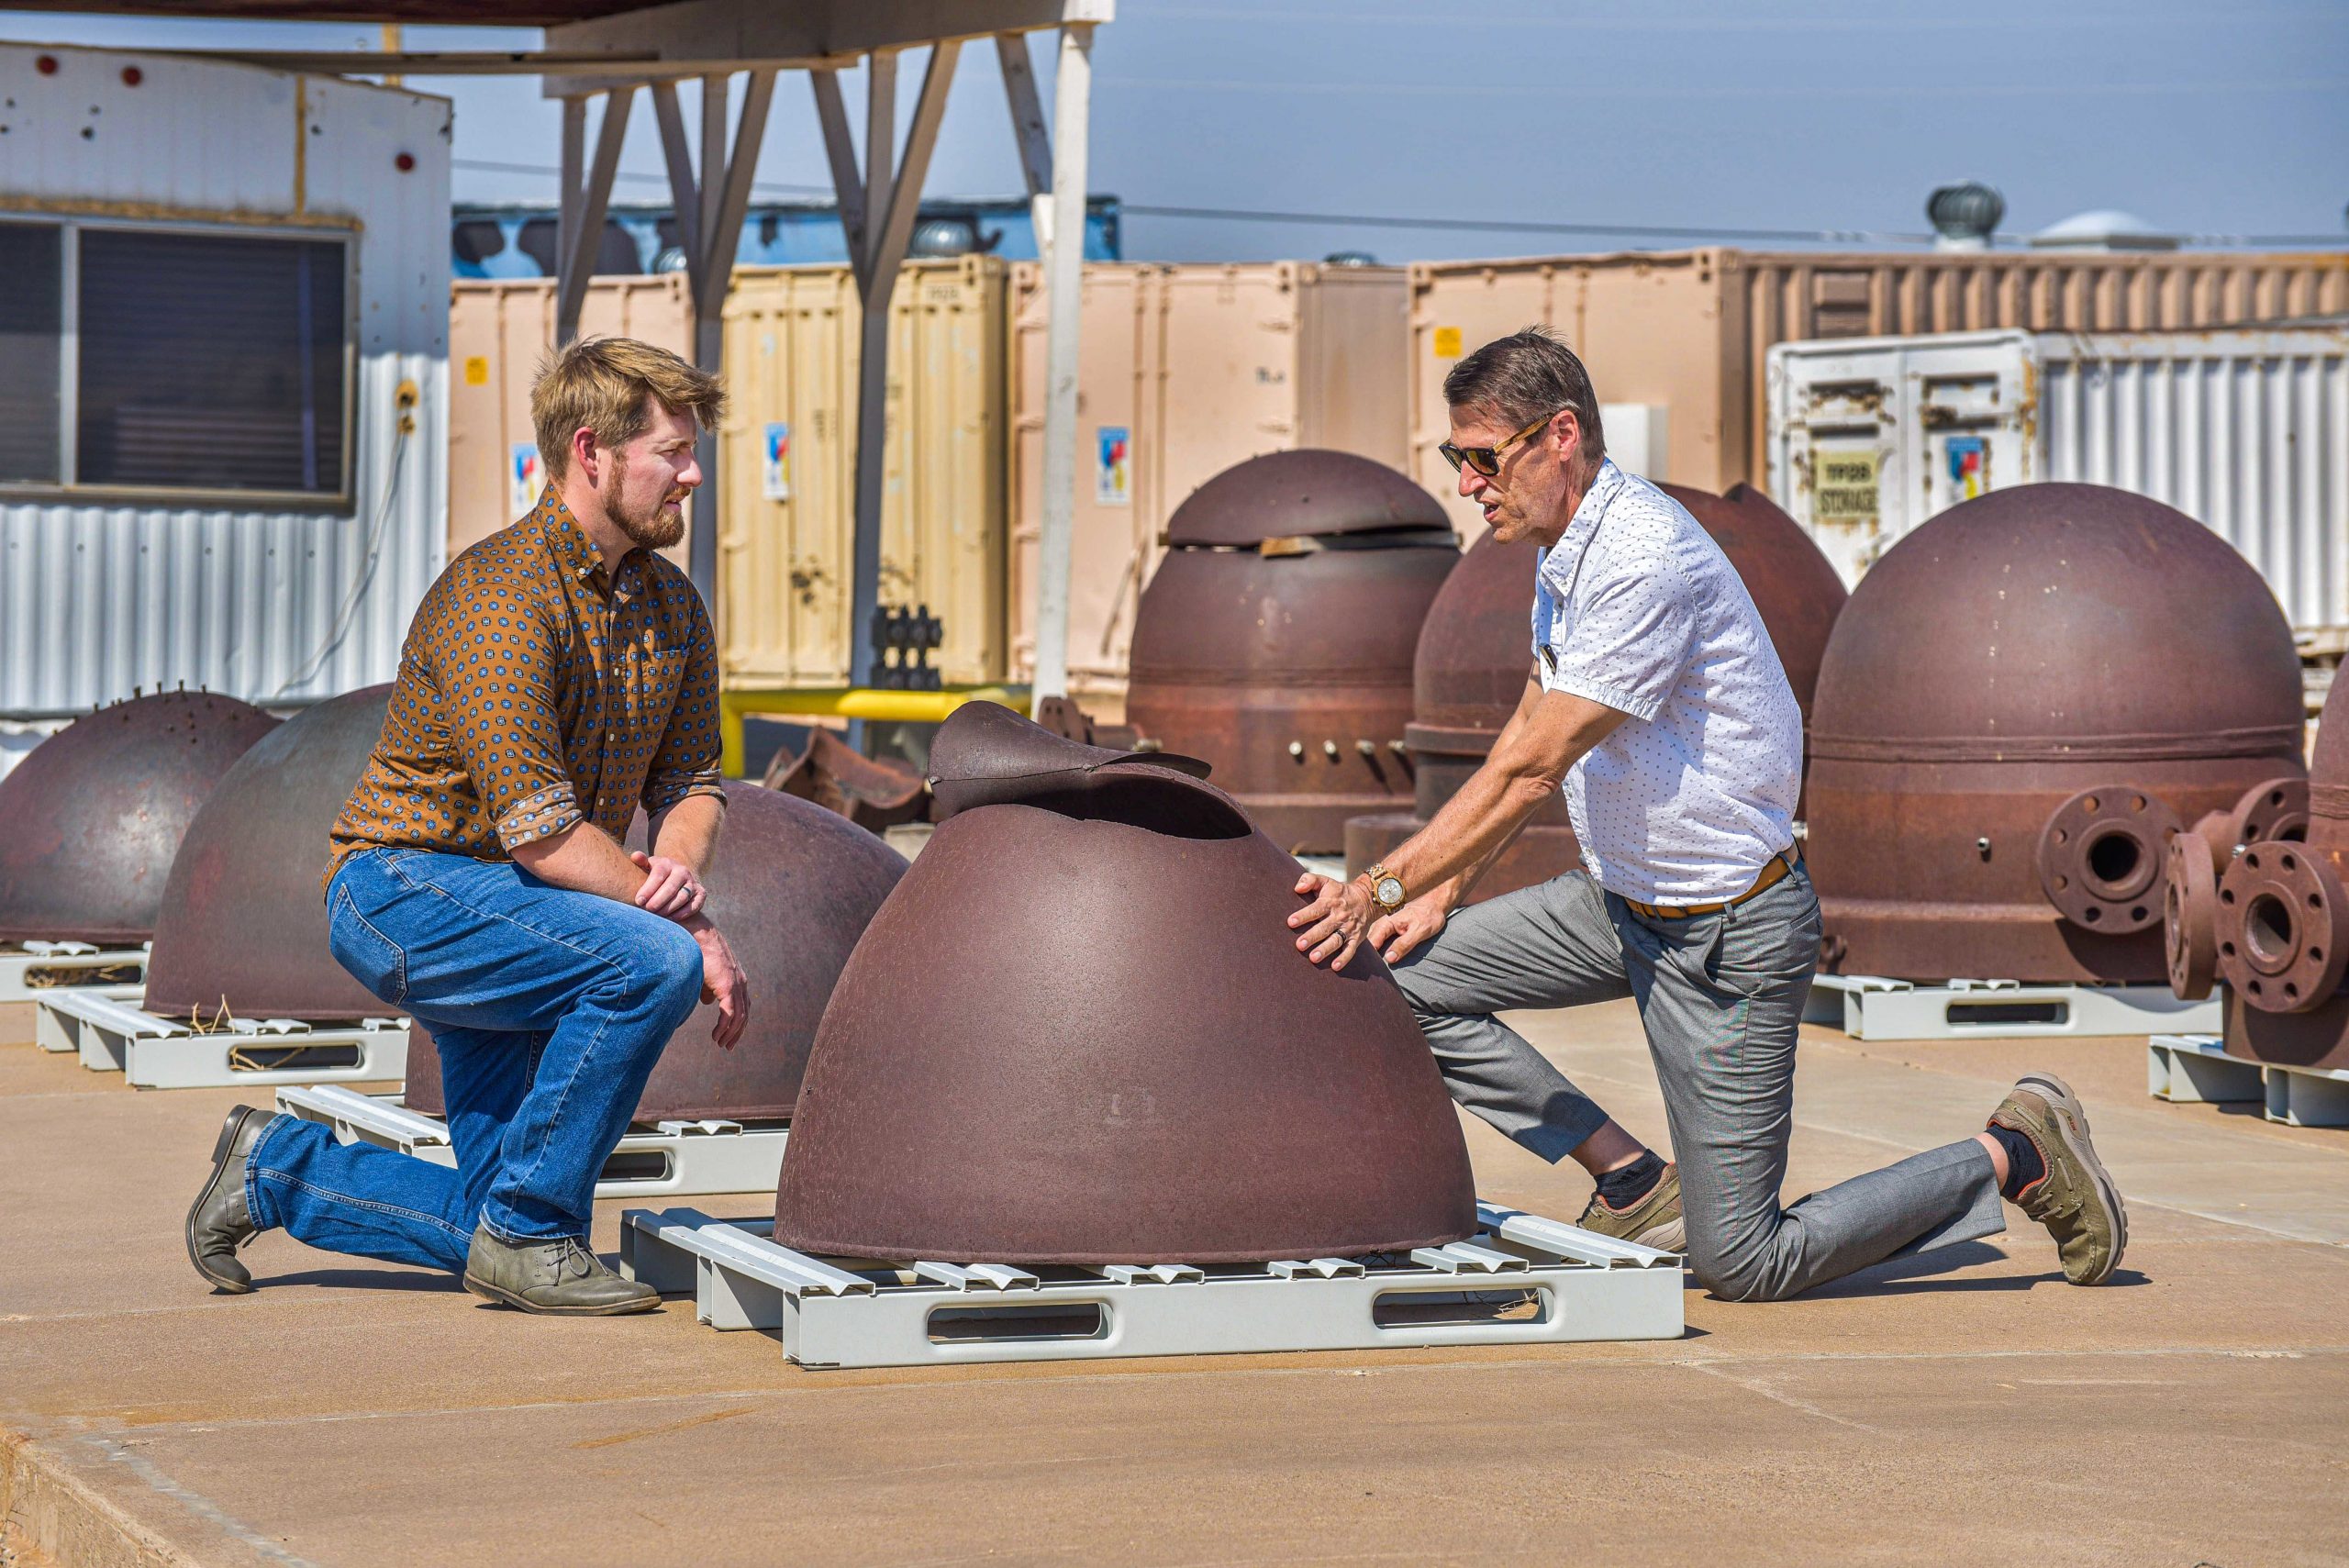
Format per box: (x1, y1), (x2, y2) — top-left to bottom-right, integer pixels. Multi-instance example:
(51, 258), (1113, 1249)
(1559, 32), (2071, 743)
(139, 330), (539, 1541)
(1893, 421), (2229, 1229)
(509, 443), (541, 516)
(1814, 450), (1880, 529)
(1096, 426), (1132, 506)
(763, 422), (792, 501)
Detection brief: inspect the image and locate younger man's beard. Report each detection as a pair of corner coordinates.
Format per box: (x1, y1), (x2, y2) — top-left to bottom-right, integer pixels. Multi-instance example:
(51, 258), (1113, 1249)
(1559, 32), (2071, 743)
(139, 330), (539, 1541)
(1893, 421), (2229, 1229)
(607, 450), (687, 550)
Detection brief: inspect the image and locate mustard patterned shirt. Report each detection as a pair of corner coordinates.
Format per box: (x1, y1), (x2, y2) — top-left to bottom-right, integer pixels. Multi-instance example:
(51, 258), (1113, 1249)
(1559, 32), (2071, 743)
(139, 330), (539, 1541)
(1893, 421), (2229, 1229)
(327, 488), (723, 886)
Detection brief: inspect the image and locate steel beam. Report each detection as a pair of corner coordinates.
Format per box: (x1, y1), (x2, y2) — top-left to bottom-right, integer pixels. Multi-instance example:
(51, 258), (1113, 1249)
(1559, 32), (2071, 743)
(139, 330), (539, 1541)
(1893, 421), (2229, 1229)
(994, 32), (1054, 253)
(809, 70), (867, 270)
(1030, 24), (1094, 702)
(557, 85), (635, 345)
(650, 81), (703, 298)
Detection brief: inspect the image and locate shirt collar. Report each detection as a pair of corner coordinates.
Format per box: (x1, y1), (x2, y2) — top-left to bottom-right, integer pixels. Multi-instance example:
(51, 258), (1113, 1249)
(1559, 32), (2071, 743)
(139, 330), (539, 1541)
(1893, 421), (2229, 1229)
(530, 487), (624, 595)
(1539, 457), (1625, 579)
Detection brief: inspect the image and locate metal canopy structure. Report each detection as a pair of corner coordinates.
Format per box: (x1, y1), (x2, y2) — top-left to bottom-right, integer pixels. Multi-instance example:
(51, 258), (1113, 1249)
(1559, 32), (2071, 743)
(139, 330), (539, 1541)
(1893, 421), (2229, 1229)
(18, 0), (1107, 702)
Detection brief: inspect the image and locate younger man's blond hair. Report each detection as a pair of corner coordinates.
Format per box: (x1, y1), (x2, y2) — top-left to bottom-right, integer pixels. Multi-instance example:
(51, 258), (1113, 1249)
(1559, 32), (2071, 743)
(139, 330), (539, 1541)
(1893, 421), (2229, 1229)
(530, 337), (727, 482)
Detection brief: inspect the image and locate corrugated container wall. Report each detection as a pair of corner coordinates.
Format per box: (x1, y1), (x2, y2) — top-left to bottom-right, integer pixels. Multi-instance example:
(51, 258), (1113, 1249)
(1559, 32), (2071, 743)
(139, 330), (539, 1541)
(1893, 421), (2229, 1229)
(1007, 261), (1410, 706)
(448, 275), (695, 571)
(1408, 248), (2349, 540)
(1766, 326), (2349, 645)
(0, 45), (450, 719)
(718, 258), (1006, 688)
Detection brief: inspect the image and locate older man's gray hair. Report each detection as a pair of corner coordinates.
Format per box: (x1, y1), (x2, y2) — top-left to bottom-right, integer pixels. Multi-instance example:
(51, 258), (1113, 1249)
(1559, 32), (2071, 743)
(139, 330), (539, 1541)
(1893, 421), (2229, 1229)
(1442, 326), (1608, 471)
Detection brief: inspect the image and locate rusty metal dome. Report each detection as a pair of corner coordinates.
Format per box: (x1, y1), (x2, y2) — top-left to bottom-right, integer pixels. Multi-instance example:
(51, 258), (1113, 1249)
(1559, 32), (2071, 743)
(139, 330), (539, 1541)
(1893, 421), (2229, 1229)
(1809, 484), (2304, 984)
(143, 686), (393, 1022)
(1346, 482), (1847, 902)
(0, 691), (281, 945)
(406, 781), (907, 1123)
(1128, 450), (1459, 855)
(773, 702), (1476, 1264)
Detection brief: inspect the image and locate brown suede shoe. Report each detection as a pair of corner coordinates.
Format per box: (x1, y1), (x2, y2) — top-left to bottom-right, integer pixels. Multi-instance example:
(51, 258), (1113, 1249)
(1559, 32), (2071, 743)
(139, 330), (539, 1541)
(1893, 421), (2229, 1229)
(462, 1227), (661, 1316)
(1989, 1073), (2128, 1286)
(1575, 1163), (1686, 1253)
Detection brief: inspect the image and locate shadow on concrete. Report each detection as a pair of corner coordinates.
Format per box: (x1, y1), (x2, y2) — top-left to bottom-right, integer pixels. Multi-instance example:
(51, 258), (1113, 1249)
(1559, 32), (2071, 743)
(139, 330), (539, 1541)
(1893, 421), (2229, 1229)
(258, 1267), (466, 1295)
(1796, 1241), (2151, 1300)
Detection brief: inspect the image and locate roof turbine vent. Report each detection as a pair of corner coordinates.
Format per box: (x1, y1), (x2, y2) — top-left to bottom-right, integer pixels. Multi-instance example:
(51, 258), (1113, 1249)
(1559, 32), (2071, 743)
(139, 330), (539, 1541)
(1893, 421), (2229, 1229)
(1926, 182), (2006, 251)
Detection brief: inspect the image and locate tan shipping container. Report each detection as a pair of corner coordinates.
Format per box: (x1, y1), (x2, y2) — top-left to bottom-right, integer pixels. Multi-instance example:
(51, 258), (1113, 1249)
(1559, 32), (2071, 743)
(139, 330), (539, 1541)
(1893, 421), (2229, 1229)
(1408, 247), (2349, 538)
(449, 275), (697, 570)
(1007, 261), (1410, 706)
(719, 257), (1006, 688)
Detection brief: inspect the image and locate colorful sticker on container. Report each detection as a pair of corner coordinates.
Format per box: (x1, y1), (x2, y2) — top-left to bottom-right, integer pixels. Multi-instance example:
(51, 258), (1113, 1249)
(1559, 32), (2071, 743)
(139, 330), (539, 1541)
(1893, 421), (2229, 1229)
(1096, 426), (1131, 506)
(1433, 327), (1464, 358)
(1813, 450), (1879, 530)
(462, 355), (490, 386)
(509, 443), (542, 516)
(1945, 435), (1987, 502)
(763, 422), (792, 502)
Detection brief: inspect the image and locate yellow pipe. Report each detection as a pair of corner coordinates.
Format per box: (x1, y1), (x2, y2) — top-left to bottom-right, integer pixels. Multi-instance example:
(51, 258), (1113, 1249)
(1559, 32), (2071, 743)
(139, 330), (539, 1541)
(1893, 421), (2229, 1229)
(719, 686), (1030, 776)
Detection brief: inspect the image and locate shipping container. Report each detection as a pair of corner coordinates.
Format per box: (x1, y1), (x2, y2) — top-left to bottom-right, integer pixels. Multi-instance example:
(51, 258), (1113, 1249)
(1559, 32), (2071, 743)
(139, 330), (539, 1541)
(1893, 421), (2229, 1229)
(1765, 325), (2349, 646)
(1006, 261), (1411, 705)
(448, 274), (696, 572)
(0, 44), (450, 723)
(1409, 249), (2349, 539)
(718, 257), (1007, 688)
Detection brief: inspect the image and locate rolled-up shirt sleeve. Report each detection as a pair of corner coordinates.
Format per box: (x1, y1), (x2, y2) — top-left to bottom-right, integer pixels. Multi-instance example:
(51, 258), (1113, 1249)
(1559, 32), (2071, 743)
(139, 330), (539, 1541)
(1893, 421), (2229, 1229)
(427, 586), (584, 851)
(1540, 562), (1697, 723)
(642, 598), (725, 815)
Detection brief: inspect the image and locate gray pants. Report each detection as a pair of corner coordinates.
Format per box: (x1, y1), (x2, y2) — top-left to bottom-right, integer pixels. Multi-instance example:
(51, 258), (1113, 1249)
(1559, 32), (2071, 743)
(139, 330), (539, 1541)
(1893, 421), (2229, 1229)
(1392, 864), (2004, 1302)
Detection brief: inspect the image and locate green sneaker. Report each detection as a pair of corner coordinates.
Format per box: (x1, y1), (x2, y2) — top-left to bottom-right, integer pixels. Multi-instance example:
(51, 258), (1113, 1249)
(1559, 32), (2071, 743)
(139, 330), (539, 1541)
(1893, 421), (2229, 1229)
(1988, 1073), (2128, 1286)
(1575, 1163), (1685, 1252)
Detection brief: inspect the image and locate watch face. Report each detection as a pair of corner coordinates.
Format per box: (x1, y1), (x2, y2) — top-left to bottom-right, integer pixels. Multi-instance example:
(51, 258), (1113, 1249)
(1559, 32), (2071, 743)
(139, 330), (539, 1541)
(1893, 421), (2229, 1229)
(1376, 876), (1406, 907)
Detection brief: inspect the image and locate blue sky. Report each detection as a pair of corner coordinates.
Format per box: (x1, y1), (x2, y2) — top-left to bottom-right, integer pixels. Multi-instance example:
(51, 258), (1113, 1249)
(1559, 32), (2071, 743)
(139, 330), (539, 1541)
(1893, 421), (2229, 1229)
(3, 0), (2343, 261)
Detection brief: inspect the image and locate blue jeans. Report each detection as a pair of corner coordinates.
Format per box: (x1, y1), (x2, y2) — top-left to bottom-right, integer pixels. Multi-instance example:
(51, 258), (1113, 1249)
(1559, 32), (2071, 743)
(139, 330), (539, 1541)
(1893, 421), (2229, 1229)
(244, 848), (705, 1273)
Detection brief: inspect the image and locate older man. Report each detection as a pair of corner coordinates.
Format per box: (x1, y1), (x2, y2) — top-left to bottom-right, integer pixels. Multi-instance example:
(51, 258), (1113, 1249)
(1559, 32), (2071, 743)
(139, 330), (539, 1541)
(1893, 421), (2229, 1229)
(186, 338), (749, 1316)
(1290, 327), (2125, 1301)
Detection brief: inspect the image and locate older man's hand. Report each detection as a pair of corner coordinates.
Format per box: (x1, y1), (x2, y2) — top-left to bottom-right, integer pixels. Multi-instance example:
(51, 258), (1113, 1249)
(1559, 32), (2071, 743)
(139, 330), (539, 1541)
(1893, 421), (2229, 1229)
(1288, 872), (1377, 972)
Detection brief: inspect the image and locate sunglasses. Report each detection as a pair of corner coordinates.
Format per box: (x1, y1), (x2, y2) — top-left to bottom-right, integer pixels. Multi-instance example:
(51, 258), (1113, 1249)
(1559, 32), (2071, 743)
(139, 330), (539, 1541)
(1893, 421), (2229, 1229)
(1439, 411), (1557, 478)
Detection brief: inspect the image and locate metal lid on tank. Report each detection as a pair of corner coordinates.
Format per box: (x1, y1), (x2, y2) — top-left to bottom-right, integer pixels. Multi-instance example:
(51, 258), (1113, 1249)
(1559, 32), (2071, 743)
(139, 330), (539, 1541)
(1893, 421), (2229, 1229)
(1163, 449), (1453, 549)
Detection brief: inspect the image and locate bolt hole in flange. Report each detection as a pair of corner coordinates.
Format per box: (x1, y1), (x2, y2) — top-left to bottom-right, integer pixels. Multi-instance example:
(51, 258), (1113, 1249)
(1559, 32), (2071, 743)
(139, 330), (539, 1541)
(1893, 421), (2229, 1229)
(2216, 839), (2348, 1014)
(2035, 785), (2179, 933)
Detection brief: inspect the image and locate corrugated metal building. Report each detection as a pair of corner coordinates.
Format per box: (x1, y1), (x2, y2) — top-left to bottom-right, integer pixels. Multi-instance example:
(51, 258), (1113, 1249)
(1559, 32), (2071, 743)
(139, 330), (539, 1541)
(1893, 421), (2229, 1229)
(0, 43), (450, 737)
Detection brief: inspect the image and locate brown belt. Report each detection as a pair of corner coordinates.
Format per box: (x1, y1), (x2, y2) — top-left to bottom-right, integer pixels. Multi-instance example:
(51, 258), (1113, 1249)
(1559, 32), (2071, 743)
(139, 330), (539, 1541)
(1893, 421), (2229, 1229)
(1623, 851), (1798, 921)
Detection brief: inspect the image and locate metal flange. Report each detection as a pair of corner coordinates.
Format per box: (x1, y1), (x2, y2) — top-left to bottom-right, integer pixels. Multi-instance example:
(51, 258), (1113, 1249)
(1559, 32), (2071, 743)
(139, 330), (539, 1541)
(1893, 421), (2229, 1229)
(2163, 831), (2221, 1001)
(2217, 841), (2349, 1014)
(2035, 786), (2183, 934)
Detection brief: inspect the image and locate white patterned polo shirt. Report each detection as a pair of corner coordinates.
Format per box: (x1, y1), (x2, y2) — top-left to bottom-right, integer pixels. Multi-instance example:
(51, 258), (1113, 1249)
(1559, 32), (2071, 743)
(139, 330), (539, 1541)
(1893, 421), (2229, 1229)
(1530, 458), (1801, 904)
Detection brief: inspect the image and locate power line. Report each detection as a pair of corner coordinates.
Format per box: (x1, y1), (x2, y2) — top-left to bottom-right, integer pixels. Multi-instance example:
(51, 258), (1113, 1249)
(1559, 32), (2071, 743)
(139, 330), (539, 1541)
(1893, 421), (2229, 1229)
(1124, 203), (1927, 246)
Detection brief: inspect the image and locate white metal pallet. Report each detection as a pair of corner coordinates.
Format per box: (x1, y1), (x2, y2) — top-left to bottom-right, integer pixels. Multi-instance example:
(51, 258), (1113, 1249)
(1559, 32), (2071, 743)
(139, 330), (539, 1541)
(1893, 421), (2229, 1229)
(1806, 973), (2220, 1040)
(2149, 1033), (2349, 1129)
(34, 990), (407, 1088)
(274, 1083), (791, 1198)
(618, 1201), (1686, 1369)
(0, 940), (148, 1004)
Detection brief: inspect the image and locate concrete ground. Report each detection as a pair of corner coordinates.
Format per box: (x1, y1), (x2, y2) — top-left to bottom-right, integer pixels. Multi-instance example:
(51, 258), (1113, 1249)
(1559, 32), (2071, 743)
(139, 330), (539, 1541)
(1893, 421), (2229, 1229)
(2, 999), (2344, 1568)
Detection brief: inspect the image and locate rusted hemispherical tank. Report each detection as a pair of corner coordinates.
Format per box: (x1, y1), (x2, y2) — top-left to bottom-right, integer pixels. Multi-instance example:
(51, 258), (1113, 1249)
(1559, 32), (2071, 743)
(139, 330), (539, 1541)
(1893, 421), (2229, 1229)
(1126, 450), (1459, 855)
(144, 686), (392, 1022)
(0, 692), (281, 944)
(406, 781), (907, 1122)
(2155, 673), (2349, 1070)
(774, 702), (1476, 1264)
(1809, 484), (2304, 984)
(1345, 483), (1847, 902)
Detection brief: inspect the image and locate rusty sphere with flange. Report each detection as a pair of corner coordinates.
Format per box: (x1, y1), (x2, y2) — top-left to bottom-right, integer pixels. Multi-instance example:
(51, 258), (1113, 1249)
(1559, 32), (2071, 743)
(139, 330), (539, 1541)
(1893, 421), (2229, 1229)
(1125, 450), (1459, 856)
(1344, 482), (1848, 903)
(142, 686), (394, 1022)
(0, 691), (281, 945)
(404, 781), (907, 1123)
(1807, 484), (2305, 985)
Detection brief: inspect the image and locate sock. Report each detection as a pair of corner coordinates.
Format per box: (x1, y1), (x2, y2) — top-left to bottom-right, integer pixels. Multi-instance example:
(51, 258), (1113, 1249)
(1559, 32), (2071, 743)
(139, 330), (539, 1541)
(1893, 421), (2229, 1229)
(1594, 1150), (1665, 1211)
(1987, 1123), (2043, 1203)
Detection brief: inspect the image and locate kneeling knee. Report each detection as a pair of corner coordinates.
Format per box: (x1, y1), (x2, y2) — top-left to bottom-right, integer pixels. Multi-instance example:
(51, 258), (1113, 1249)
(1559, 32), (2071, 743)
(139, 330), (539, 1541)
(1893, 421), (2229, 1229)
(637, 925), (706, 1018)
(1689, 1250), (1783, 1305)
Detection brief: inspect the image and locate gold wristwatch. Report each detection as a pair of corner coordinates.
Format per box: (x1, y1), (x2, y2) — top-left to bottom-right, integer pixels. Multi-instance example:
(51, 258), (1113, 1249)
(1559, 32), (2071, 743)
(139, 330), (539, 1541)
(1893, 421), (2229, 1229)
(1362, 863), (1407, 913)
